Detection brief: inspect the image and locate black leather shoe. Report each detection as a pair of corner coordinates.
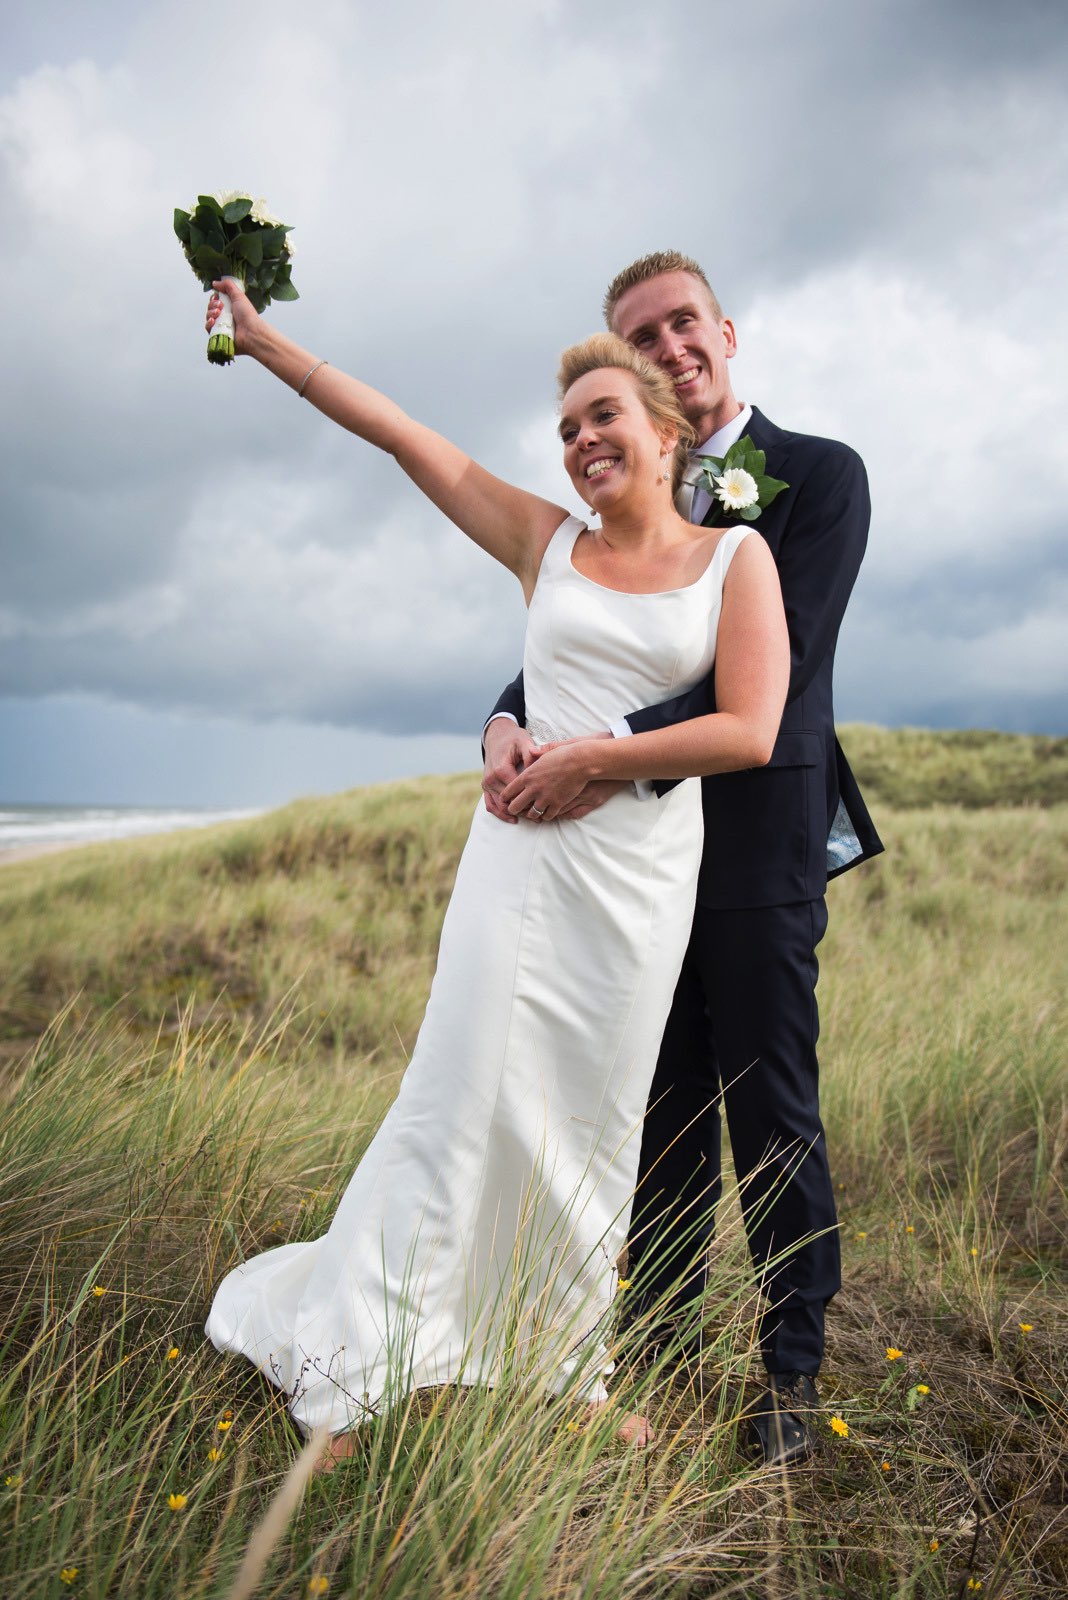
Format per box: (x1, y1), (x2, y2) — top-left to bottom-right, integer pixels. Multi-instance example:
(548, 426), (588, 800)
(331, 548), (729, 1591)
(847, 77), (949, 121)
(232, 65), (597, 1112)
(746, 1371), (819, 1466)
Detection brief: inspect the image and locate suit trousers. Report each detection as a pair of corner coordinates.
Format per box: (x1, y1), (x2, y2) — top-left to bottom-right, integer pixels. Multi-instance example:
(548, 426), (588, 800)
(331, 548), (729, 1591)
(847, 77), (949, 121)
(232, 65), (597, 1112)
(627, 897), (840, 1376)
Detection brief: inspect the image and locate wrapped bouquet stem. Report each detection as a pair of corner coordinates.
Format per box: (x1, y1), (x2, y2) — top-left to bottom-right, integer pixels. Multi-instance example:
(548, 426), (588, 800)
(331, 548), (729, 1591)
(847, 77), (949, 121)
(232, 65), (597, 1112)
(174, 191), (299, 363)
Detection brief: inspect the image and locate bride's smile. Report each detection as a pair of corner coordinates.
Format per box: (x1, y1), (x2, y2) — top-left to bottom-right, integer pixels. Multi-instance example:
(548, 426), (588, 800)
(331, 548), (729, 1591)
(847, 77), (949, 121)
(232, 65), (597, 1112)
(559, 369), (673, 518)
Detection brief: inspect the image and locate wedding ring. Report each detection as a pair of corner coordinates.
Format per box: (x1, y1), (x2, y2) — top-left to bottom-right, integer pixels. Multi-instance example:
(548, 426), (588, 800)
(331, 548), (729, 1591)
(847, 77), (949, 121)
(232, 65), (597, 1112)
(530, 805), (546, 816)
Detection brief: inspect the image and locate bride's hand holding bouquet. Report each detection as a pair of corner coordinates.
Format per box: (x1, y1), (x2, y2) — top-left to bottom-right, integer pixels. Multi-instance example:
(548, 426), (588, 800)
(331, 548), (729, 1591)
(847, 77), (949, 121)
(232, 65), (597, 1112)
(204, 275), (259, 358)
(175, 191), (298, 364)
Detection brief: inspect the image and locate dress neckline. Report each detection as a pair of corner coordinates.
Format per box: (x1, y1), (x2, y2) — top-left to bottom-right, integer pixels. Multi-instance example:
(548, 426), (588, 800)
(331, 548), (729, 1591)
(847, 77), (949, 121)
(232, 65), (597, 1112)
(565, 516), (741, 597)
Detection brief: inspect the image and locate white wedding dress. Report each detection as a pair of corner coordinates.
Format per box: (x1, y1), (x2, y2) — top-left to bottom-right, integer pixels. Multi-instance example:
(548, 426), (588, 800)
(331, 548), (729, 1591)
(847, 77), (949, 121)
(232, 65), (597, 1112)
(206, 516), (752, 1434)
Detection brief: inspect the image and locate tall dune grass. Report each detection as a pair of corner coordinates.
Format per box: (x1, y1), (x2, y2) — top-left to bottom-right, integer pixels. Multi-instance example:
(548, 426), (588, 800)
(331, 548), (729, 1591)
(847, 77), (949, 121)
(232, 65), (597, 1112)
(1, 728), (1065, 1596)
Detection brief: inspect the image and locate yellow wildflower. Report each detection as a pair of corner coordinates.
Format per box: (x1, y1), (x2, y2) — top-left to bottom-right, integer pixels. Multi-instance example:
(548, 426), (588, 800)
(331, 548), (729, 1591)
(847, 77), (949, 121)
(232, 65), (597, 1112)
(855, 1231), (868, 1241)
(91, 1286), (106, 1298)
(967, 1582), (983, 1593)
(617, 1278), (633, 1290)
(207, 1447), (221, 1462)
(915, 1383), (930, 1395)
(5, 1473), (23, 1487)
(905, 1225), (915, 1234)
(1018, 1322), (1033, 1333)
(60, 1570), (79, 1586)
(308, 1580), (330, 1597)
(830, 1415), (849, 1438)
(565, 1420), (583, 1434)
(217, 1418), (233, 1431)
(929, 1539), (939, 1551)
(168, 1493), (188, 1512)
(886, 1347), (903, 1360)
(970, 1247), (978, 1258)
(881, 1460), (891, 1472)
(166, 1347), (180, 1361)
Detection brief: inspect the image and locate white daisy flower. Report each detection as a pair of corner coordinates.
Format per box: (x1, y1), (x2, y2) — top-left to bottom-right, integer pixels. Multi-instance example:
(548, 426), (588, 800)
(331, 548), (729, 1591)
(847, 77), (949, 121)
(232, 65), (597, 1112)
(208, 189), (252, 209)
(714, 467), (760, 510)
(250, 197), (285, 227)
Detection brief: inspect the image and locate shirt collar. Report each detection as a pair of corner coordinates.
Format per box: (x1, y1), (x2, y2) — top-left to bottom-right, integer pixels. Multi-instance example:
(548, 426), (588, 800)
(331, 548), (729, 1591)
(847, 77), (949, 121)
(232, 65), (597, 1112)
(694, 403), (752, 460)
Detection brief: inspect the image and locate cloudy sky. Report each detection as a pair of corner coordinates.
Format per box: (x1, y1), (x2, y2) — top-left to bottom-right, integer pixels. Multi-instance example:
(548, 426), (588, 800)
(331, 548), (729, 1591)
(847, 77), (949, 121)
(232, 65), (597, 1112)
(2, 0), (1065, 806)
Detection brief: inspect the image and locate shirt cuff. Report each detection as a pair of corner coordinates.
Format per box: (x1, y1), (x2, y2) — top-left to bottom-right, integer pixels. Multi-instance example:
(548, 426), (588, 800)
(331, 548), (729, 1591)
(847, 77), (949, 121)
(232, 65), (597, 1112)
(483, 711), (519, 739)
(609, 718), (654, 800)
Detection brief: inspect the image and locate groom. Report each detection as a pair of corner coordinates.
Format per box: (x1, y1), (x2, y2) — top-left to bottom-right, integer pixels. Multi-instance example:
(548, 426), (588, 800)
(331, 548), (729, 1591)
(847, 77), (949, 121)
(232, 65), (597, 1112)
(482, 250), (883, 1464)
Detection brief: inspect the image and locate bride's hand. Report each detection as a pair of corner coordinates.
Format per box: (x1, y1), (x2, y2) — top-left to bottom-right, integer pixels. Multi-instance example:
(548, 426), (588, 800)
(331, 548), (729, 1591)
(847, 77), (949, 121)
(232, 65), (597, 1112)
(557, 779), (628, 820)
(205, 276), (261, 354)
(501, 738), (607, 821)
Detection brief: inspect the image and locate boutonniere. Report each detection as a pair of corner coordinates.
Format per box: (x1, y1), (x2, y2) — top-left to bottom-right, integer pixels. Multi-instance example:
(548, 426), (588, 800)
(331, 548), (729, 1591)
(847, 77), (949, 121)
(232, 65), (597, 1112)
(696, 435), (788, 522)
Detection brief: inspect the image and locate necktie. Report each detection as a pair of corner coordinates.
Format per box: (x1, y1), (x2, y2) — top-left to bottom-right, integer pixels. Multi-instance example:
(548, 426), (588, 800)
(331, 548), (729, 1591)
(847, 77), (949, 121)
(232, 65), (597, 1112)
(674, 456), (705, 523)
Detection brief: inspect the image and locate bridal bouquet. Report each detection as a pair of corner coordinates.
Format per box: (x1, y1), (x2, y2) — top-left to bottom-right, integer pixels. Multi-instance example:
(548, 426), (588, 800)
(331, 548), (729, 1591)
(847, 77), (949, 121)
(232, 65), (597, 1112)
(174, 191), (299, 363)
(697, 435), (788, 522)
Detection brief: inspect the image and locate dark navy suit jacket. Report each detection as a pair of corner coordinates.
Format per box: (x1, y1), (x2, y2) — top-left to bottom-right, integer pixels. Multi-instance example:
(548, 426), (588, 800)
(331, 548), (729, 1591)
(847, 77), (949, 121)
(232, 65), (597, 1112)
(487, 406), (883, 910)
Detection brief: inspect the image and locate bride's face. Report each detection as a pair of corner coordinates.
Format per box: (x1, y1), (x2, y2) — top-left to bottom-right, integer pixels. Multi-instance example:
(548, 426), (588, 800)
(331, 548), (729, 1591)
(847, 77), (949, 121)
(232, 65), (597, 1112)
(559, 368), (670, 514)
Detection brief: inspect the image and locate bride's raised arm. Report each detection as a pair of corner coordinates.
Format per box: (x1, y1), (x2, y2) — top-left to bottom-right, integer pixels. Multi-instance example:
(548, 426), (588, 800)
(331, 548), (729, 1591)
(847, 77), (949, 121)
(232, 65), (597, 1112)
(208, 278), (569, 600)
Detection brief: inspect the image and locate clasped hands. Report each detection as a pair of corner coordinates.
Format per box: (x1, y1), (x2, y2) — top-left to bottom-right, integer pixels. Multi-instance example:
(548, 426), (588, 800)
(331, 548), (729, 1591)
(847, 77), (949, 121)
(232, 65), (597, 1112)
(482, 721), (625, 824)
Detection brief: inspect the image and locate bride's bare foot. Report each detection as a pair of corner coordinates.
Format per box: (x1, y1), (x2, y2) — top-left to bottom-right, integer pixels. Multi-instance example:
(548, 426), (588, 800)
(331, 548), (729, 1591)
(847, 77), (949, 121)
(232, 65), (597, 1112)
(586, 1401), (654, 1448)
(315, 1430), (361, 1474)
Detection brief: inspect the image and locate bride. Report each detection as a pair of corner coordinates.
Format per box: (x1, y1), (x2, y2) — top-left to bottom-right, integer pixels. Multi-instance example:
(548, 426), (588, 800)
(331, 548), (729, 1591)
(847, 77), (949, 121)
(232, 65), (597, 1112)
(202, 276), (789, 1460)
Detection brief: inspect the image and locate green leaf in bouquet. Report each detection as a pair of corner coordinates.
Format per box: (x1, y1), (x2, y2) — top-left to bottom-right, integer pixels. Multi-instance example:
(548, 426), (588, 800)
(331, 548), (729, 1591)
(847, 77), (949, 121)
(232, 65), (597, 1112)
(737, 504), (762, 522)
(192, 244), (231, 281)
(270, 279), (300, 302)
(173, 208), (192, 246)
(254, 225), (287, 257)
(222, 197), (254, 225)
(233, 231), (264, 268)
(191, 208), (227, 253)
(196, 194), (224, 216)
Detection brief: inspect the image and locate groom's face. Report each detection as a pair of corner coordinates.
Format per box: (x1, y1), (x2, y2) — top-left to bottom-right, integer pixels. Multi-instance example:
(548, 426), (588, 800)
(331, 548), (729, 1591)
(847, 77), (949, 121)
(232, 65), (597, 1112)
(611, 270), (738, 442)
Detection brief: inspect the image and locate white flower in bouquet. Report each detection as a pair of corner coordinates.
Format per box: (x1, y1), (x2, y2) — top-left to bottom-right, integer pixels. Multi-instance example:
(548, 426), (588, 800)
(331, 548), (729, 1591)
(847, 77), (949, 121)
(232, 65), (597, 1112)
(713, 467), (760, 511)
(173, 190), (299, 364)
(250, 197), (285, 226)
(209, 189), (252, 209)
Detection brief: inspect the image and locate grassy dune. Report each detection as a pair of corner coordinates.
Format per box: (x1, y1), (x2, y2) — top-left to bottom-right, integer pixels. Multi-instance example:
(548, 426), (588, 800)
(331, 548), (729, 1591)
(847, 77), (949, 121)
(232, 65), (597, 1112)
(1, 727), (1065, 1598)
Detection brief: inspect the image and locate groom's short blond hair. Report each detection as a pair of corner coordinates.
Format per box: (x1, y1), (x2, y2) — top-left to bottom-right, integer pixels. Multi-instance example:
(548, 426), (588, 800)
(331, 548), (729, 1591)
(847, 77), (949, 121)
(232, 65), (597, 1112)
(603, 251), (724, 331)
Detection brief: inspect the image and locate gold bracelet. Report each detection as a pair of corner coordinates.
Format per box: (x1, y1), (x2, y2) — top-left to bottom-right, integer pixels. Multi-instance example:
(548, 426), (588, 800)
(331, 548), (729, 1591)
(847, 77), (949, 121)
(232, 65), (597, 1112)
(298, 359), (329, 398)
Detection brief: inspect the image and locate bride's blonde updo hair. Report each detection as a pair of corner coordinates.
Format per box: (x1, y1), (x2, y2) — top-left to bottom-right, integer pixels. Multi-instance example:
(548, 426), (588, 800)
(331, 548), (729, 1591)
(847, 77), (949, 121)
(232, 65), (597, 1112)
(557, 332), (696, 496)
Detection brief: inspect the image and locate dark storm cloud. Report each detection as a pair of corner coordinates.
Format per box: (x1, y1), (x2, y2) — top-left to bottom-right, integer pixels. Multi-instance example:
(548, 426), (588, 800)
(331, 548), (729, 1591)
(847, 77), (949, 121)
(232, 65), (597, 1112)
(1, 0), (1066, 784)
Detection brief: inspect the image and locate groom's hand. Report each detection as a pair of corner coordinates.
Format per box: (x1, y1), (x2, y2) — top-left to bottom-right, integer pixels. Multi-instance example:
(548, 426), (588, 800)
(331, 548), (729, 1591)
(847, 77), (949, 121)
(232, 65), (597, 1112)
(482, 718), (537, 823)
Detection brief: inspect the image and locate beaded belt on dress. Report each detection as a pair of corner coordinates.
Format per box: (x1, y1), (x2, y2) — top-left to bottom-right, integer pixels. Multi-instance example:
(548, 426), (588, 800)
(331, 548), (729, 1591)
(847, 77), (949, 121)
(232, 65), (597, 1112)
(527, 717), (572, 746)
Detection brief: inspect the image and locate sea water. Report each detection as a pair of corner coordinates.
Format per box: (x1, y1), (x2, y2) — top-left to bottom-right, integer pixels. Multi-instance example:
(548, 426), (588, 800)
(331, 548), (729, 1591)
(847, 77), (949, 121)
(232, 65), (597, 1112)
(0, 804), (262, 858)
